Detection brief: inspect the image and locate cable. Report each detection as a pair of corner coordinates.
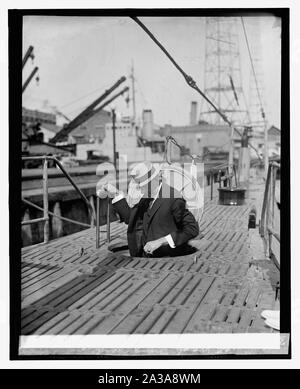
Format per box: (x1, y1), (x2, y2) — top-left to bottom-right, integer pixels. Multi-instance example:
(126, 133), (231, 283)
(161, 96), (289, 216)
(241, 17), (266, 121)
(22, 198), (92, 228)
(130, 16), (262, 161)
(130, 17), (231, 126)
(61, 82), (112, 110)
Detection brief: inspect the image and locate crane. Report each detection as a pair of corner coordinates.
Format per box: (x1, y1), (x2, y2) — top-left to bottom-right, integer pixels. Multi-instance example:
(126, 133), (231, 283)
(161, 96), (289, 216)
(51, 76), (127, 143)
(22, 45), (39, 93)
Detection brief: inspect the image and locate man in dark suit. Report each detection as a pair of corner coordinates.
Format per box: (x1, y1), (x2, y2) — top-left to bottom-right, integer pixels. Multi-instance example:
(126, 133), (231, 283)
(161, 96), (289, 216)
(99, 162), (199, 257)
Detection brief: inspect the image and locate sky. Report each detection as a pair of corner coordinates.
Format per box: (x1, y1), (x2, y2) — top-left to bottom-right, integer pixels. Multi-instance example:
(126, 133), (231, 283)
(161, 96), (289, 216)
(22, 15), (281, 128)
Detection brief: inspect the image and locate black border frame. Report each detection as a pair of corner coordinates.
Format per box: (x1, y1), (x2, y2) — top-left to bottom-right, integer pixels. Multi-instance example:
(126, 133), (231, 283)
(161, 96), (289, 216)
(9, 7), (290, 360)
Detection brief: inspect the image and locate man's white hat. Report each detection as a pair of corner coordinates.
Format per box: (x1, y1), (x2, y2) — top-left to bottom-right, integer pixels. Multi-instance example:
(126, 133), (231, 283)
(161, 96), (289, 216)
(130, 161), (160, 187)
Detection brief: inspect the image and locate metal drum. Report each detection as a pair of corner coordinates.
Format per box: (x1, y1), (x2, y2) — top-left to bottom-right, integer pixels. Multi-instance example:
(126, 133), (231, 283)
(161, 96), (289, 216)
(218, 187), (246, 206)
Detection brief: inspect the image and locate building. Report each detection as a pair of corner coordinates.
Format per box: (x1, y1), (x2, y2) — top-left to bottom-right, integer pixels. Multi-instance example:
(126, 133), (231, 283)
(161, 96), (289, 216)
(159, 123), (231, 159)
(22, 107), (56, 126)
(68, 109), (111, 145)
(38, 123), (62, 143)
(100, 119), (162, 163)
(250, 125), (281, 158)
(268, 126), (281, 157)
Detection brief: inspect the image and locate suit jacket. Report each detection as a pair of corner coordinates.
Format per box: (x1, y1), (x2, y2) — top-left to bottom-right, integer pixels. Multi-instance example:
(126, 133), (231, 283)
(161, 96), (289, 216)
(112, 184), (199, 257)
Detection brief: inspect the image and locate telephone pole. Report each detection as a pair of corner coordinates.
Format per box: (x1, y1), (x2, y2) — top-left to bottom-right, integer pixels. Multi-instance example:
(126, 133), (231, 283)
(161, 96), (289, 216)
(130, 60), (136, 125)
(111, 108), (119, 188)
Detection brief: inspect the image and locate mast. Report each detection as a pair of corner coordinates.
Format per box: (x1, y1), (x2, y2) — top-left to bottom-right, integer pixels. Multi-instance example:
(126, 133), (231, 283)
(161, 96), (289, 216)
(130, 60), (136, 125)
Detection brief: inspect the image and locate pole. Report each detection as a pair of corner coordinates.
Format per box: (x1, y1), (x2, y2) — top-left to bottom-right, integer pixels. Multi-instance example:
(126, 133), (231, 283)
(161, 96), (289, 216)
(108, 108), (117, 242)
(217, 19), (221, 125)
(22, 45), (34, 69)
(264, 119), (269, 178)
(131, 60), (136, 124)
(22, 66), (38, 93)
(107, 200), (111, 243)
(111, 109), (117, 162)
(112, 108), (117, 174)
(228, 125), (235, 180)
(96, 197), (100, 249)
(43, 158), (49, 243)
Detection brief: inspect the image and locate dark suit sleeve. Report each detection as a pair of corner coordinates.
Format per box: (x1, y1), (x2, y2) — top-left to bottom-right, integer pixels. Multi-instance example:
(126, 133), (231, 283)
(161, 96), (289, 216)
(112, 198), (131, 224)
(169, 198), (199, 247)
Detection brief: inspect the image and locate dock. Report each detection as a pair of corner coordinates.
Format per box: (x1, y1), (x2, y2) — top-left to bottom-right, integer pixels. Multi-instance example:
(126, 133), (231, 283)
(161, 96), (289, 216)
(21, 177), (280, 338)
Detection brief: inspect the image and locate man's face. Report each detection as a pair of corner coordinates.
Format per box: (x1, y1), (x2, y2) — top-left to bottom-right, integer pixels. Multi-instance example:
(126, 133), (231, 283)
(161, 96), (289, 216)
(133, 175), (160, 198)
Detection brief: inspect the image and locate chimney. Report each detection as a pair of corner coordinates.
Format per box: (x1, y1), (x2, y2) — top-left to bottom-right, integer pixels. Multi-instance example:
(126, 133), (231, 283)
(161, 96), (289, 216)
(142, 109), (154, 139)
(190, 101), (198, 126)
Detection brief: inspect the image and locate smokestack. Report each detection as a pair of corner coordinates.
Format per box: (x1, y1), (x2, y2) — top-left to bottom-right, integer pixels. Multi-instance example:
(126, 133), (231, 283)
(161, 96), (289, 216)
(142, 109), (154, 139)
(190, 101), (198, 126)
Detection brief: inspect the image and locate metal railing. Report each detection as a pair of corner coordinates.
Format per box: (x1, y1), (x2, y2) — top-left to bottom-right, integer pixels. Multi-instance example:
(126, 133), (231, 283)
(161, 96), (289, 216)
(22, 156), (96, 243)
(259, 161), (280, 265)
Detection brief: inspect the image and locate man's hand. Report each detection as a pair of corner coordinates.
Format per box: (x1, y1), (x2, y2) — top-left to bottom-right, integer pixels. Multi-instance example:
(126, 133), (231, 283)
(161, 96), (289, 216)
(144, 237), (168, 255)
(97, 182), (119, 199)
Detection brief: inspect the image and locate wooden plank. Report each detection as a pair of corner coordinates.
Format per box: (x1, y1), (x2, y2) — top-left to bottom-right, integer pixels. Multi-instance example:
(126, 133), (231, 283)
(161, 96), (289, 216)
(136, 273), (182, 309)
(233, 284), (250, 307)
(22, 270), (83, 308)
(158, 274), (194, 305)
(33, 312), (70, 335)
(21, 264), (59, 281)
(59, 313), (94, 334)
(92, 278), (147, 312)
(76, 273), (134, 311)
(111, 307), (155, 334)
(221, 291), (237, 306)
(22, 266), (79, 297)
(188, 277), (218, 305)
(226, 307), (241, 324)
(43, 313), (82, 335)
(103, 274), (170, 314)
(211, 306), (229, 323)
(37, 270), (113, 310)
(236, 310), (254, 332)
(244, 287), (261, 309)
(170, 274), (203, 306)
(67, 272), (129, 311)
(22, 311), (59, 335)
(72, 314), (107, 335)
(184, 303), (217, 333)
(163, 306), (199, 334)
(22, 267), (62, 289)
(148, 307), (178, 334)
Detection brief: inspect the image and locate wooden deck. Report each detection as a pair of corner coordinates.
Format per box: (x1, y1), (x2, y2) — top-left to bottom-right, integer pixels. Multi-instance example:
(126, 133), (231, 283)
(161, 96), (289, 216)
(21, 180), (279, 336)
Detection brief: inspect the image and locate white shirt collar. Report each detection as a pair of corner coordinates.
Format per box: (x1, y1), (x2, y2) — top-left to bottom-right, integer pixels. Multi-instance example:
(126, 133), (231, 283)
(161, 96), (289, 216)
(152, 182), (162, 203)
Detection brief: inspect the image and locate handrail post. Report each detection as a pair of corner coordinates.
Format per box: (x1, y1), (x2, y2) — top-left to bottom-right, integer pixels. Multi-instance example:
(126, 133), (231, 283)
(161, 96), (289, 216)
(272, 165), (276, 229)
(268, 164), (277, 258)
(43, 157), (49, 243)
(96, 196), (100, 249)
(266, 165), (272, 257)
(107, 199), (111, 243)
(210, 172), (213, 200)
(233, 164), (238, 187)
(260, 163), (271, 237)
